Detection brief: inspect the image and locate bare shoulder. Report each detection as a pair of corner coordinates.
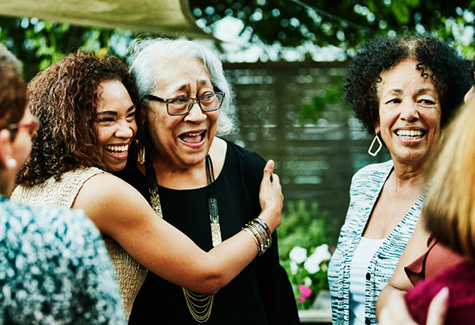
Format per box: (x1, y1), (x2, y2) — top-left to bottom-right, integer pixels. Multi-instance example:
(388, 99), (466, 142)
(209, 137), (227, 174)
(75, 173), (142, 202)
(72, 173), (150, 232)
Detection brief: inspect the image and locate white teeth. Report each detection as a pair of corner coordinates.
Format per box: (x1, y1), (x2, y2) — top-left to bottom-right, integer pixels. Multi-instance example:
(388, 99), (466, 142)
(184, 131), (203, 136)
(105, 145), (128, 152)
(396, 130), (423, 139)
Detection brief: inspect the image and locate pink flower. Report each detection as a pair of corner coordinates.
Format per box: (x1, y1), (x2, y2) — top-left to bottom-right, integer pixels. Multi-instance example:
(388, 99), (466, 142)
(299, 285), (312, 298)
(297, 296), (306, 302)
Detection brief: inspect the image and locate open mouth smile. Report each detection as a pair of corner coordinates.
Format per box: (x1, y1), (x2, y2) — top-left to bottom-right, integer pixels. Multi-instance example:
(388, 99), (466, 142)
(179, 130), (207, 144)
(395, 130), (425, 140)
(104, 144), (129, 153)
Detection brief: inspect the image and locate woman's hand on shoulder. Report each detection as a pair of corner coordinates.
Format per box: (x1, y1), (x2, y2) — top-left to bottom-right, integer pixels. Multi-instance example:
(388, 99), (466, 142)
(258, 160), (283, 233)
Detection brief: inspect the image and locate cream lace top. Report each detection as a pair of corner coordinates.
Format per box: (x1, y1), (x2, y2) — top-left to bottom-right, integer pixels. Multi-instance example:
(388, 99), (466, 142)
(11, 167), (147, 320)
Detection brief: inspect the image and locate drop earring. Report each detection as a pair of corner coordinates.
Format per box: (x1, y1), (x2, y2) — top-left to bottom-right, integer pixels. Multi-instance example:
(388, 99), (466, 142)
(368, 134), (382, 157)
(137, 144), (145, 165)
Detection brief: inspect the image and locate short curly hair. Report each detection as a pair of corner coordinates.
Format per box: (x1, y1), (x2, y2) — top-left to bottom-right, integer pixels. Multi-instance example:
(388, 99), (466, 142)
(345, 35), (471, 135)
(17, 52), (141, 186)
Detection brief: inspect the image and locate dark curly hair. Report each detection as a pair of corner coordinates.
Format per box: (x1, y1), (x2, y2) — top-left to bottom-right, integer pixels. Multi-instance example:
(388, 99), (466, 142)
(345, 35), (471, 135)
(17, 51), (141, 186)
(0, 44), (27, 133)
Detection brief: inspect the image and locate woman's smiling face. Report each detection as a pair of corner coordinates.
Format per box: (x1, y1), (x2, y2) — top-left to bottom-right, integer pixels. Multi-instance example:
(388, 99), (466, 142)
(94, 80), (137, 172)
(375, 59), (442, 165)
(144, 57), (219, 170)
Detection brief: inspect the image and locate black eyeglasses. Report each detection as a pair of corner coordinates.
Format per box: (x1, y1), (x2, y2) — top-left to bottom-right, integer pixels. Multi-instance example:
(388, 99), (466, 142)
(144, 92), (225, 116)
(5, 118), (41, 139)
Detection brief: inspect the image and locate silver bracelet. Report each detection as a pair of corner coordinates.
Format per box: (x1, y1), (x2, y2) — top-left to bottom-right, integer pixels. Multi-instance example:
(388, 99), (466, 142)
(243, 218), (273, 256)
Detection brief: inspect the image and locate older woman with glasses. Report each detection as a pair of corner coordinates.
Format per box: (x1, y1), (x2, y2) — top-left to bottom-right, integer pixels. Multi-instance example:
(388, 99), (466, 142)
(118, 37), (299, 324)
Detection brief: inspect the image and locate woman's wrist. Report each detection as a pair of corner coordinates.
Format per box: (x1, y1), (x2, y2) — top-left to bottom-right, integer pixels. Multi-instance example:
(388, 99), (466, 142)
(243, 217), (273, 256)
(258, 209), (279, 234)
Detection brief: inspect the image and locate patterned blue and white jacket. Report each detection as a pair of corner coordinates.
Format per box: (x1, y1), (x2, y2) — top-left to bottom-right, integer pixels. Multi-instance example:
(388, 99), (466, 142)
(328, 160), (424, 325)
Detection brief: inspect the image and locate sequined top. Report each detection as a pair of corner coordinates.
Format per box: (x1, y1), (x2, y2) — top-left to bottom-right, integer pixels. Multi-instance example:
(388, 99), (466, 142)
(0, 195), (126, 324)
(11, 167), (147, 320)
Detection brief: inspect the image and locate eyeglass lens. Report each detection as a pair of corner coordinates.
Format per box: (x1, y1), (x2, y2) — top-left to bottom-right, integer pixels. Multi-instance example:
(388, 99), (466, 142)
(168, 93), (224, 115)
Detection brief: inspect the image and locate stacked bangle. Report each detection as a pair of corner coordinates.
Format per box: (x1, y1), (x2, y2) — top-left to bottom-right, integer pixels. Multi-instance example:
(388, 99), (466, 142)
(243, 218), (273, 256)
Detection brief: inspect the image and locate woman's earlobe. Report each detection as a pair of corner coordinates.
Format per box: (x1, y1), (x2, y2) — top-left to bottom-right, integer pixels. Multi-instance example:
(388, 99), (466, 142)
(0, 129), (14, 169)
(374, 122), (380, 134)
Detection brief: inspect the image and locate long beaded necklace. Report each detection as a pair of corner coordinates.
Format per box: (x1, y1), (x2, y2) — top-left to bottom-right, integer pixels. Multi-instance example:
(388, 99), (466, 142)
(145, 153), (221, 323)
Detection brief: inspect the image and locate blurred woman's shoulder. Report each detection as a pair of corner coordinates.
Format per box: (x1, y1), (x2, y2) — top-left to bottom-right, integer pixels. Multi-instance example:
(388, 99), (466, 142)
(0, 197), (126, 323)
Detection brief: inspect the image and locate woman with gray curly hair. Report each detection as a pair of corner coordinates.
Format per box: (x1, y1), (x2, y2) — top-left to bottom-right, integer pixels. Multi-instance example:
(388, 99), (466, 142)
(118, 37), (299, 324)
(327, 35), (471, 325)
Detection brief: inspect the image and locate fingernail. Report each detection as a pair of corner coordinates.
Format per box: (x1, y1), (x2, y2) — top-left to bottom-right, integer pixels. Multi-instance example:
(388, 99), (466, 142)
(435, 287), (449, 302)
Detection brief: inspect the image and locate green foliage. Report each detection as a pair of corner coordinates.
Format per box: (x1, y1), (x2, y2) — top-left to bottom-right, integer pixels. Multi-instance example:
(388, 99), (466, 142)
(277, 200), (336, 309)
(190, 0), (475, 58)
(282, 245), (331, 309)
(278, 200), (338, 260)
(299, 81), (349, 123)
(0, 17), (136, 80)
(1, 1), (475, 78)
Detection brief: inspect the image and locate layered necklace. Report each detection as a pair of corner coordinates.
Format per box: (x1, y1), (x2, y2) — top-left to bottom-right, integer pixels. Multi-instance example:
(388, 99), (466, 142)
(146, 154), (221, 323)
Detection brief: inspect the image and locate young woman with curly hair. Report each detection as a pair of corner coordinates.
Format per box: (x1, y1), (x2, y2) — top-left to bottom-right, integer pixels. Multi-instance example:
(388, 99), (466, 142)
(327, 35), (471, 325)
(0, 45), (126, 324)
(11, 51), (283, 321)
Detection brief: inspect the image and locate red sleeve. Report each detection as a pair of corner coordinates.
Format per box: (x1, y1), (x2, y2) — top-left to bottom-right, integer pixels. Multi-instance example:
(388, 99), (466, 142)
(405, 237), (466, 286)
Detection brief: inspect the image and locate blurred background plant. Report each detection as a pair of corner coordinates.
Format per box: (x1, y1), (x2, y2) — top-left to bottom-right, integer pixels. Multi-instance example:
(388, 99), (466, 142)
(2, 0), (475, 79)
(285, 244), (332, 309)
(278, 200), (338, 309)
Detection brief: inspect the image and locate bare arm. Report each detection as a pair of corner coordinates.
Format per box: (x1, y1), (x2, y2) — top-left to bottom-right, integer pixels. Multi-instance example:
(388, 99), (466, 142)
(73, 160), (282, 295)
(376, 218), (431, 320)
